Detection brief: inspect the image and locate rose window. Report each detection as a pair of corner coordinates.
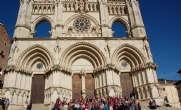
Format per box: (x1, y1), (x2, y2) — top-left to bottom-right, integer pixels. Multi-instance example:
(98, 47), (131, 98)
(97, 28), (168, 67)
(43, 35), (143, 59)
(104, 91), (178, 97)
(73, 18), (91, 32)
(121, 61), (128, 67)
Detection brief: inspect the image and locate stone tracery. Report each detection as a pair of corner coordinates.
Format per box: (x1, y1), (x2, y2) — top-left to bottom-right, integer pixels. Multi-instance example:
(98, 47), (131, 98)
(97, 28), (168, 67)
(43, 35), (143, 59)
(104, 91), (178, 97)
(73, 18), (91, 32)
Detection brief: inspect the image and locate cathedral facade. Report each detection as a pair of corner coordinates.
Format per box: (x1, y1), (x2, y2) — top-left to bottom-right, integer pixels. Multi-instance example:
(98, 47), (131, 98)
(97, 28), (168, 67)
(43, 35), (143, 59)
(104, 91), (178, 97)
(1, 0), (162, 109)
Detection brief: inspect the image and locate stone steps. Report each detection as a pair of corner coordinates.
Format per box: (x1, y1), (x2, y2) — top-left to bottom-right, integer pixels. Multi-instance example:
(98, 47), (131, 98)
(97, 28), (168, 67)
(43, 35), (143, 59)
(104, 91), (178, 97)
(141, 106), (181, 110)
(31, 104), (49, 110)
(8, 103), (181, 110)
(138, 101), (181, 110)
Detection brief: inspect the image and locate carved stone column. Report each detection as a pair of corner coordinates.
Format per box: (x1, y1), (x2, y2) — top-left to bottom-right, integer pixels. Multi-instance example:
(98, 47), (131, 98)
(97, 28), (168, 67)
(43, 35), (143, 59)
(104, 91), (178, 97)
(146, 87), (150, 99)
(103, 88), (107, 97)
(141, 88), (145, 99)
(80, 69), (86, 98)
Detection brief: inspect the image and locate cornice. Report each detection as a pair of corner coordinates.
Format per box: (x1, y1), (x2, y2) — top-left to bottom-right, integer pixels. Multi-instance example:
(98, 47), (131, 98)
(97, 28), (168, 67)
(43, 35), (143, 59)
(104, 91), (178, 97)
(12, 37), (149, 41)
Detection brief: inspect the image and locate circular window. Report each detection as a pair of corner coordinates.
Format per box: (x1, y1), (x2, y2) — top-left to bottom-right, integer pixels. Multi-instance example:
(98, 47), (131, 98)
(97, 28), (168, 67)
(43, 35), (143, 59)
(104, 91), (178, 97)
(73, 18), (91, 32)
(121, 61), (128, 67)
(36, 63), (43, 69)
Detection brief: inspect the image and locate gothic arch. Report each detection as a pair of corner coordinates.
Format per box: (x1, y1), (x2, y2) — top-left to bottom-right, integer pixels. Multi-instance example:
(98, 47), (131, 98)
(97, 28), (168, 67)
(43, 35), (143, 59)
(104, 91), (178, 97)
(109, 16), (130, 34)
(16, 44), (54, 70)
(61, 42), (106, 69)
(63, 14), (100, 31)
(31, 15), (53, 31)
(112, 44), (145, 67)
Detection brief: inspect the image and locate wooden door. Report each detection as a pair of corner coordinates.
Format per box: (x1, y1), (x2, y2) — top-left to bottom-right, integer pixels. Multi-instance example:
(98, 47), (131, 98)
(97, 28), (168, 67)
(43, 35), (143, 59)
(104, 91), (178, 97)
(85, 74), (95, 98)
(31, 74), (45, 103)
(72, 74), (82, 99)
(120, 73), (133, 97)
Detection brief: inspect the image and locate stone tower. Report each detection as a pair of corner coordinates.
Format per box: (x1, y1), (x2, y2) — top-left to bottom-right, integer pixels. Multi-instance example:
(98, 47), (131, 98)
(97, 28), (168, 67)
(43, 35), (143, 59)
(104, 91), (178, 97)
(2, 0), (162, 109)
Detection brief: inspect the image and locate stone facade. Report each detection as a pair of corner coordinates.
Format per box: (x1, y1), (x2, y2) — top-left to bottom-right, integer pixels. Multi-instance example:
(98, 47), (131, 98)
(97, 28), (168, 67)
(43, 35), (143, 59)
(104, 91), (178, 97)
(159, 79), (180, 108)
(174, 69), (181, 104)
(2, 0), (162, 109)
(0, 23), (11, 81)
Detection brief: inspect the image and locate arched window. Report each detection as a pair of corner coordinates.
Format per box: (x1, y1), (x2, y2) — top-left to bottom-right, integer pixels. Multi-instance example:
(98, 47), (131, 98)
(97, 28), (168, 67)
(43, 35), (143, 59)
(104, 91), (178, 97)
(112, 21), (127, 38)
(34, 21), (51, 38)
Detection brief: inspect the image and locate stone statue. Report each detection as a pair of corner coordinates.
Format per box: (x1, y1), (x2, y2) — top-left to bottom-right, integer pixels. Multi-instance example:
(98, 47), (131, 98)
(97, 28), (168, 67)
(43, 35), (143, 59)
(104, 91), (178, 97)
(79, 0), (85, 14)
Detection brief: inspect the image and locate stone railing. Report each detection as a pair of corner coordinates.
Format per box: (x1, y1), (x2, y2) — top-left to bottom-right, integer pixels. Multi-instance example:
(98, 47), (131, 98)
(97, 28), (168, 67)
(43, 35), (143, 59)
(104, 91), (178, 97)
(33, 0), (56, 3)
(62, 1), (76, 11)
(32, 4), (55, 14)
(62, 1), (98, 12)
(107, 1), (127, 15)
(87, 2), (99, 12)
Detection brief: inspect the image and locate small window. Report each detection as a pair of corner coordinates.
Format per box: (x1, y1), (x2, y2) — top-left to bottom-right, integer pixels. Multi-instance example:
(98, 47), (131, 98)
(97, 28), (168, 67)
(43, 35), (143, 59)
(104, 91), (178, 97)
(163, 88), (165, 91)
(4, 43), (7, 46)
(4, 32), (6, 35)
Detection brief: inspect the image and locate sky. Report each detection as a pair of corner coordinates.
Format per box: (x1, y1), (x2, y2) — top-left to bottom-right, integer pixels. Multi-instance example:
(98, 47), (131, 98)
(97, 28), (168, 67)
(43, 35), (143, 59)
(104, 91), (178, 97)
(0, 0), (181, 80)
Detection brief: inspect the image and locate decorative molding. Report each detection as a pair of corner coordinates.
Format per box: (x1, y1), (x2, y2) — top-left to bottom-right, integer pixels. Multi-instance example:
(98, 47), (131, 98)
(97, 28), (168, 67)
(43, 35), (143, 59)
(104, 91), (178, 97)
(131, 62), (158, 72)
(2, 88), (30, 97)
(4, 65), (33, 75)
(44, 87), (72, 96)
(93, 64), (121, 73)
(45, 64), (72, 75)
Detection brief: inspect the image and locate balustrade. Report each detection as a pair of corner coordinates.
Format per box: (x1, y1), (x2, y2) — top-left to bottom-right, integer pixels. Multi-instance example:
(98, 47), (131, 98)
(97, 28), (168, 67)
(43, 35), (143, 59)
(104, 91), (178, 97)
(108, 5), (127, 15)
(33, 0), (56, 3)
(62, 1), (98, 12)
(33, 4), (55, 14)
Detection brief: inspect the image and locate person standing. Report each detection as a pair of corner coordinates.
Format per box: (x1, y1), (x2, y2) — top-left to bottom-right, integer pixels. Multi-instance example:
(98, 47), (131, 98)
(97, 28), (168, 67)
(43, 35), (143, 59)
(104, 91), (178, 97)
(0, 99), (3, 110)
(51, 101), (55, 110)
(27, 100), (32, 110)
(24, 101), (28, 110)
(2, 98), (5, 110)
(137, 102), (141, 110)
(5, 98), (9, 110)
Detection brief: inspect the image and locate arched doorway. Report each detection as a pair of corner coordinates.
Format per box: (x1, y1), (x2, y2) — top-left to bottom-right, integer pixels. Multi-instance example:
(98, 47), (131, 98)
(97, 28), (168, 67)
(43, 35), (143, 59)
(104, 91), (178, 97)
(31, 74), (45, 103)
(71, 58), (94, 99)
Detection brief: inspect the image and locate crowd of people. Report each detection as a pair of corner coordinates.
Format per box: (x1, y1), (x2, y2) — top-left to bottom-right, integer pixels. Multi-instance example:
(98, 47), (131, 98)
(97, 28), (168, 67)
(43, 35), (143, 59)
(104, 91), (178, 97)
(51, 92), (141, 110)
(0, 98), (10, 110)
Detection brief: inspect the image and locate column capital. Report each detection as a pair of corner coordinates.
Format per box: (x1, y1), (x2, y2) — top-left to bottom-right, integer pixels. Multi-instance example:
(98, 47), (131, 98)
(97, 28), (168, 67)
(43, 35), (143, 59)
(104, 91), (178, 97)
(80, 69), (86, 76)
